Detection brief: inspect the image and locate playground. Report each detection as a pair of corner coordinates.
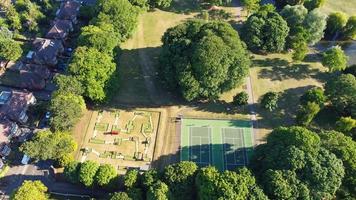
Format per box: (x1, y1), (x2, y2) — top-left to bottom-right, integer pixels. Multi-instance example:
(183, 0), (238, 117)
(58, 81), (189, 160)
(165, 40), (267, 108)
(78, 109), (160, 173)
(180, 118), (254, 171)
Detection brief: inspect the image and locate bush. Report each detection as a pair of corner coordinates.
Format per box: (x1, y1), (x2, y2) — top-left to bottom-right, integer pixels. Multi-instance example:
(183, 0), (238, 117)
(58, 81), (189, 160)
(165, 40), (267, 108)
(336, 117), (356, 133)
(322, 46), (348, 72)
(325, 12), (348, 38)
(343, 16), (356, 40)
(261, 92), (279, 111)
(300, 87), (325, 106)
(233, 92), (249, 106)
(296, 102), (320, 126)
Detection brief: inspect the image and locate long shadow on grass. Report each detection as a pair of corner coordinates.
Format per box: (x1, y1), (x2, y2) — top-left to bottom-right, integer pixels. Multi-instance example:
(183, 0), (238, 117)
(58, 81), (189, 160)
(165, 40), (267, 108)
(152, 143), (254, 171)
(256, 85), (314, 129)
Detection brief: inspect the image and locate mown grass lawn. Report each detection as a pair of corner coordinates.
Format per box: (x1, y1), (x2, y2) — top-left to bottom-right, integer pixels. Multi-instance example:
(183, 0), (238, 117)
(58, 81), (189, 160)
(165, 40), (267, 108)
(320, 0), (356, 15)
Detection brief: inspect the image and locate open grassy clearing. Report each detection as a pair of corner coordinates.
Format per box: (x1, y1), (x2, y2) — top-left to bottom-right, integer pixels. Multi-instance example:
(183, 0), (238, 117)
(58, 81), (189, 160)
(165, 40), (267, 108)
(320, 0), (356, 15)
(249, 53), (330, 135)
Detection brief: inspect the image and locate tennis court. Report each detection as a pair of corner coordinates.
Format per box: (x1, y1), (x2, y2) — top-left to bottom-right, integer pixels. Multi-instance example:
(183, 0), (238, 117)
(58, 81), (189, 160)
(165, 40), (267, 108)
(180, 118), (253, 171)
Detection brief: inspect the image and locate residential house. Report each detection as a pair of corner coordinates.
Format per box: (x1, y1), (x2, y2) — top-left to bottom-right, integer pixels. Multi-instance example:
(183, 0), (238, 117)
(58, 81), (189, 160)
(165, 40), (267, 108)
(46, 19), (73, 40)
(0, 90), (36, 124)
(6, 61), (51, 80)
(0, 118), (19, 157)
(56, 0), (81, 24)
(0, 158), (3, 169)
(27, 38), (64, 66)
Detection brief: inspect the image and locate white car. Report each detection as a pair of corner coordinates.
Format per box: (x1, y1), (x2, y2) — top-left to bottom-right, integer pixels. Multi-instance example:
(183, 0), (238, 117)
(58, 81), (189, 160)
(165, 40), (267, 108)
(21, 155), (30, 165)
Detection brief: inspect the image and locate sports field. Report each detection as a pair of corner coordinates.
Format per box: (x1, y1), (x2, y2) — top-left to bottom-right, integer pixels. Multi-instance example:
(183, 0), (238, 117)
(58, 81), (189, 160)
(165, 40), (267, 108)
(180, 118), (254, 171)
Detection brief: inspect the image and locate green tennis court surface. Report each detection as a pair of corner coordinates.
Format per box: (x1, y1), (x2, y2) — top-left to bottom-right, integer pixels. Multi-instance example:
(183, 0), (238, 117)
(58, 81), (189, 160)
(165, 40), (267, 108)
(180, 118), (254, 171)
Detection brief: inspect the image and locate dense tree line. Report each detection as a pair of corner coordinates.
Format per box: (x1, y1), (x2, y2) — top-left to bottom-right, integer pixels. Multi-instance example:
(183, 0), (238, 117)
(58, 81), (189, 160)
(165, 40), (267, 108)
(160, 20), (250, 101)
(0, 28), (22, 61)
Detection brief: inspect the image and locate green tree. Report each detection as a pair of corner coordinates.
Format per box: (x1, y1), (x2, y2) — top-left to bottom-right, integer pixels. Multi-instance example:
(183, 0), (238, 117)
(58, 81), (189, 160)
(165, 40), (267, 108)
(20, 130), (77, 164)
(49, 93), (86, 132)
(78, 23), (120, 54)
(325, 12), (348, 38)
(124, 169), (139, 189)
(336, 117), (356, 133)
(129, 0), (148, 9)
(325, 74), (356, 117)
(281, 5), (308, 29)
(15, 0), (45, 32)
(69, 46), (116, 102)
(233, 91), (249, 106)
(164, 161), (198, 200)
(320, 131), (356, 197)
(303, 9), (327, 45)
(54, 75), (84, 96)
(260, 92), (279, 111)
(160, 21), (250, 101)
(241, 0), (261, 16)
(142, 169), (159, 189)
(303, 0), (325, 10)
(147, 181), (169, 200)
(111, 192), (132, 200)
(95, 164), (117, 188)
(0, 38), (22, 61)
(322, 46), (348, 72)
(300, 87), (325, 106)
(149, 0), (172, 8)
(296, 102), (320, 126)
(291, 37), (308, 61)
(11, 180), (48, 200)
(96, 0), (139, 41)
(242, 6), (289, 52)
(79, 160), (99, 187)
(275, 0), (304, 9)
(343, 16), (356, 40)
(63, 161), (80, 184)
(5, 5), (22, 30)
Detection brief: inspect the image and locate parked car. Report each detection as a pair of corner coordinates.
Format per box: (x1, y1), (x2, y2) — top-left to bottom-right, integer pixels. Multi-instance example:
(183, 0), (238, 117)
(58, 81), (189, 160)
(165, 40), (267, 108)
(21, 154), (30, 165)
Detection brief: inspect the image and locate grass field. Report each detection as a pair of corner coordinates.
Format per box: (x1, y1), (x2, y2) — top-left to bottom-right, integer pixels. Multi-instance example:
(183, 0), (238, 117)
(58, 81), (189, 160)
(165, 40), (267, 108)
(320, 0), (356, 15)
(180, 118), (253, 171)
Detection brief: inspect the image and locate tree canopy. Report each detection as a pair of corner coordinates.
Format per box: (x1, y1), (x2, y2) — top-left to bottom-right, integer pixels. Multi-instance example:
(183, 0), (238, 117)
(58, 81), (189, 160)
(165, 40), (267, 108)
(325, 74), (356, 117)
(95, 164), (118, 188)
(20, 130), (77, 164)
(260, 92), (279, 111)
(251, 126), (345, 200)
(322, 46), (348, 72)
(343, 16), (356, 40)
(54, 75), (84, 96)
(11, 180), (48, 200)
(0, 37), (22, 61)
(325, 12), (348, 38)
(69, 46), (116, 102)
(79, 160), (100, 187)
(95, 0), (139, 41)
(160, 20), (250, 101)
(242, 5), (289, 53)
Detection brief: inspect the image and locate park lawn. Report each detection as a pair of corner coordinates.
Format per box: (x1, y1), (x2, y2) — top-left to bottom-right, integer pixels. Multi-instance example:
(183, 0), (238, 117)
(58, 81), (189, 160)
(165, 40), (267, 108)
(249, 53), (330, 135)
(320, 0), (356, 15)
(112, 10), (195, 106)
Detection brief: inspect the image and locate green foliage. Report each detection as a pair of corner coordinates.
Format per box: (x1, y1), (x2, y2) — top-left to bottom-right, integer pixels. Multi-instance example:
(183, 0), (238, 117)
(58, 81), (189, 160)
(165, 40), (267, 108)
(14, 0), (45, 32)
(20, 130), (77, 164)
(233, 91), (249, 106)
(149, 0), (172, 9)
(49, 93), (86, 132)
(129, 0), (149, 10)
(0, 38), (22, 61)
(11, 180), (48, 200)
(207, 9), (232, 21)
(202, 0), (232, 6)
(57, 153), (74, 167)
(281, 5), (308, 29)
(275, 0), (304, 9)
(241, 0), (261, 16)
(343, 16), (356, 40)
(303, 0), (325, 10)
(242, 6), (289, 53)
(5, 5), (22, 30)
(54, 75), (84, 96)
(300, 87), (326, 106)
(147, 181), (169, 200)
(124, 169), (139, 189)
(196, 166), (267, 200)
(320, 131), (356, 197)
(96, 0), (139, 41)
(63, 161), (80, 184)
(160, 21), (250, 101)
(291, 38), (308, 61)
(78, 23), (120, 54)
(69, 46), (116, 102)
(79, 160), (100, 187)
(95, 164), (118, 188)
(251, 126), (345, 200)
(303, 9), (327, 45)
(111, 192), (132, 200)
(164, 161), (198, 200)
(127, 188), (143, 200)
(296, 102), (320, 126)
(322, 46), (348, 72)
(336, 117), (356, 133)
(260, 92), (279, 111)
(325, 74), (356, 117)
(142, 169), (159, 189)
(326, 12), (348, 38)
(343, 64), (356, 76)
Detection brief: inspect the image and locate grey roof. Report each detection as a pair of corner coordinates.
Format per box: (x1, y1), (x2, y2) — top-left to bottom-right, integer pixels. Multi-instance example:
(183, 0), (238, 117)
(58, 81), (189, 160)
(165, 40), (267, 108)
(46, 19), (73, 39)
